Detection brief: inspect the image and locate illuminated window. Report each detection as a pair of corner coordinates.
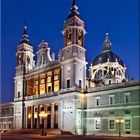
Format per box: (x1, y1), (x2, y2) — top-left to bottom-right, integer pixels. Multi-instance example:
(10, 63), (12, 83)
(27, 78), (33, 96)
(34, 79), (38, 95)
(54, 73), (60, 92)
(54, 69), (60, 75)
(41, 79), (45, 84)
(47, 71), (52, 76)
(35, 81), (38, 85)
(54, 81), (59, 92)
(54, 69), (60, 92)
(47, 75), (52, 93)
(40, 78), (45, 94)
(47, 76), (52, 83)
(54, 75), (59, 81)
(34, 86), (38, 95)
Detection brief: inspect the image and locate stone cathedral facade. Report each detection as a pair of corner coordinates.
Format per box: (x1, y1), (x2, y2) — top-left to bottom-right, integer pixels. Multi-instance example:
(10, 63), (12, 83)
(11, 0), (140, 137)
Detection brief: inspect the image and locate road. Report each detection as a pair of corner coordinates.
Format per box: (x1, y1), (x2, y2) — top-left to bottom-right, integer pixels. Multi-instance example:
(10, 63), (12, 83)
(1, 134), (139, 140)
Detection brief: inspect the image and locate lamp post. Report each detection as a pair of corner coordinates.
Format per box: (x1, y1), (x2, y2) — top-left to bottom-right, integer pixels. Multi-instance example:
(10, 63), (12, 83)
(116, 118), (124, 137)
(39, 111), (47, 136)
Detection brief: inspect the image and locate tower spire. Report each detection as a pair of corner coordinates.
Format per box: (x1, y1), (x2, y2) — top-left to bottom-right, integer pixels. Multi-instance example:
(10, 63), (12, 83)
(23, 20), (28, 35)
(103, 32), (111, 51)
(72, 0), (76, 6)
(19, 20), (31, 45)
(67, 0), (80, 20)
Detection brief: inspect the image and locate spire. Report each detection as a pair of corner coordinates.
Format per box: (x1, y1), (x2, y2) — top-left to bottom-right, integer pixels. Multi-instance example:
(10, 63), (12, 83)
(19, 20), (31, 45)
(67, 0), (80, 20)
(103, 32), (112, 51)
(72, 0), (76, 6)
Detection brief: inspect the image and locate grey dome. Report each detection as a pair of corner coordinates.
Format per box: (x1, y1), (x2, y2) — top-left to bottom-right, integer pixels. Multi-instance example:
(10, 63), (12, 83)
(92, 50), (124, 67)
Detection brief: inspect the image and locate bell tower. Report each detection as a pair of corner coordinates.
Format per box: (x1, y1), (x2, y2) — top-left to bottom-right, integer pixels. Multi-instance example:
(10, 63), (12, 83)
(14, 22), (34, 129)
(60, 0), (87, 90)
(63, 0), (86, 48)
(16, 22), (34, 75)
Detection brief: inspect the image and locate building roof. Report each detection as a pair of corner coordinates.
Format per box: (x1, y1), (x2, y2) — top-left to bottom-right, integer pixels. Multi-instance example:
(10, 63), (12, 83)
(19, 21), (31, 46)
(87, 80), (140, 93)
(66, 0), (80, 20)
(92, 32), (124, 67)
(92, 50), (124, 66)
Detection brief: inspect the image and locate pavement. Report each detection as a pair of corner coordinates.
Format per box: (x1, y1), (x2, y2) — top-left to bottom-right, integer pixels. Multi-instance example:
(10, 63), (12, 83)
(1, 130), (140, 140)
(1, 133), (140, 140)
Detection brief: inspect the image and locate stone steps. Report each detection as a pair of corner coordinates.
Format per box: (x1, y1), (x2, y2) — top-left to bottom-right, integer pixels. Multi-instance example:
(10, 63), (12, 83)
(2, 129), (61, 135)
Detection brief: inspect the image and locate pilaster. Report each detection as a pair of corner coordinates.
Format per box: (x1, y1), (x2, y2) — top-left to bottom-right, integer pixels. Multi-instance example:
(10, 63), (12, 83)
(51, 103), (55, 129)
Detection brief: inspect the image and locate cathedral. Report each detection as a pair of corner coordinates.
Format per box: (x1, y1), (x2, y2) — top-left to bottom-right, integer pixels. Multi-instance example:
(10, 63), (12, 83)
(0, 0), (139, 137)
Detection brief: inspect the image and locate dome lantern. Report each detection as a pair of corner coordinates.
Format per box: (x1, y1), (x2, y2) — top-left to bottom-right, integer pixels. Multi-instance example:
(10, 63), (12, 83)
(103, 32), (112, 51)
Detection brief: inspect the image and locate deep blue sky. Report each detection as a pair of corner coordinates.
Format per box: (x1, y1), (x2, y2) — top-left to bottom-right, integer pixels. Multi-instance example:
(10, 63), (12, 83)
(1, 0), (139, 103)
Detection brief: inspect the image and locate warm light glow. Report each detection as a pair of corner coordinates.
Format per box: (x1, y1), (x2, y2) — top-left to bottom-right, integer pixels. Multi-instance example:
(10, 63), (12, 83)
(34, 114), (37, 118)
(54, 69), (60, 75)
(54, 81), (59, 92)
(116, 118), (124, 124)
(47, 76), (52, 83)
(40, 84), (45, 94)
(121, 119), (124, 123)
(54, 75), (59, 81)
(39, 111), (48, 118)
(34, 86), (38, 95)
(28, 114), (31, 119)
(34, 79), (38, 95)
(116, 119), (119, 123)
(47, 71), (52, 76)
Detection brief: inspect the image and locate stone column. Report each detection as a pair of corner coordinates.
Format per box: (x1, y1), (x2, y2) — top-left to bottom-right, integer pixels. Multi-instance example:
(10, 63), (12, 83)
(61, 66), (64, 89)
(24, 107), (27, 129)
(51, 103), (55, 129)
(37, 105), (40, 129)
(44, 104), (47, 129)
(58, 102), (62, 129)
(14, 80), (17, 98)
(31, 106), (34, 129)
(26, 106), (28, 129)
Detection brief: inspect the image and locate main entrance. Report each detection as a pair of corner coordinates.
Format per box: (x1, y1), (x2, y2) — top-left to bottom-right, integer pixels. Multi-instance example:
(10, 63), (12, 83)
(26, 103), (58, 129)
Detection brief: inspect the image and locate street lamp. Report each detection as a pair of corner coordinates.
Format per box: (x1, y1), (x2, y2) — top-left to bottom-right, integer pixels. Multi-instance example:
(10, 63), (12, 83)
(39, 111), (47, 136)
(116, 118), (124, 137)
